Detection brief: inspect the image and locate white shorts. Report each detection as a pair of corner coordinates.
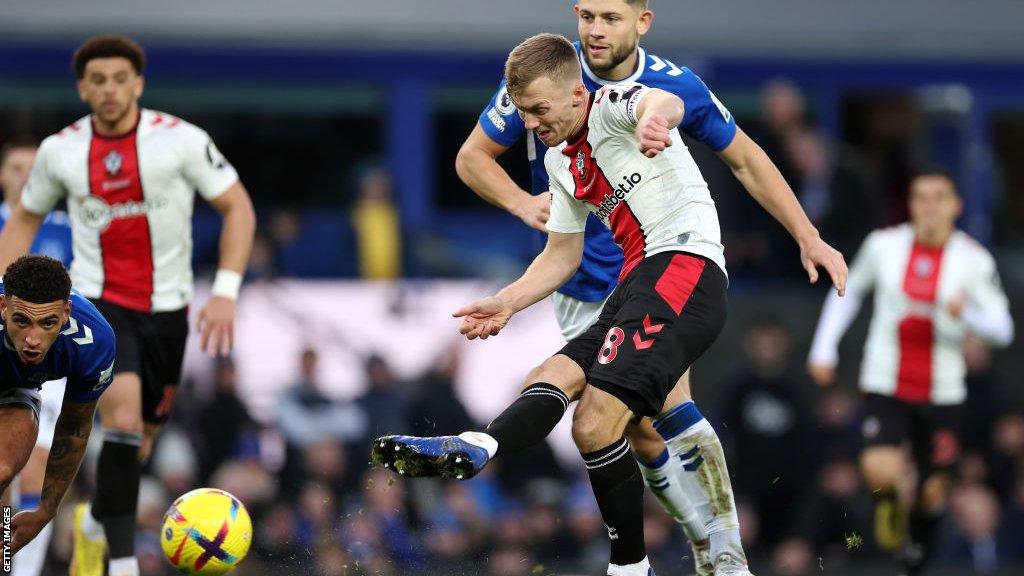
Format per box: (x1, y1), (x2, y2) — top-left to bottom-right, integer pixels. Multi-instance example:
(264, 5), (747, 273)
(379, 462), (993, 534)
(552, 291), (610, 341)
(35, 379), (66, 450)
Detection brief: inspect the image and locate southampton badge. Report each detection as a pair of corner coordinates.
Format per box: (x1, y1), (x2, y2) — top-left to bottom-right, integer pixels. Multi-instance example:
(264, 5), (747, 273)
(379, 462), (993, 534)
(104, 151), (123, 175)
(576, 151), (586, 179)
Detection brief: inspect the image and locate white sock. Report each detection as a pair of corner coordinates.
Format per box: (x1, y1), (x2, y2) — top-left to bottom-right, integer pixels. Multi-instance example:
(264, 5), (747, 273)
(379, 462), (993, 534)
(82, 505), (106, 541)
(638, 450), (707, 543)
(659, 416), (745, 563)
(12, 521), (52, 576)
(458, 431), (498, 459)
(607, 555), (651, 576)
(108, 556), (139, 576)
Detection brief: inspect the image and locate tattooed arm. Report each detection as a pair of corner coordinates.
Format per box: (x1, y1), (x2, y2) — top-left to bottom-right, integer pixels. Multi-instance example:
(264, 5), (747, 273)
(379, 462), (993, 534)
(11, 398), (97, 553)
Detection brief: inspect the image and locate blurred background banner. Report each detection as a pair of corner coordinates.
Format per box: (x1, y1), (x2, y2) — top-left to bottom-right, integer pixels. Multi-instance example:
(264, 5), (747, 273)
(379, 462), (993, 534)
(2, 1), (1023, 574)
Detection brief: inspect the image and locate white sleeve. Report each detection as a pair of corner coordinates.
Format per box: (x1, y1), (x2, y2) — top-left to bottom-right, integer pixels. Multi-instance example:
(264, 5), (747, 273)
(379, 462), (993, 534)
(19, 138), (65, 215)
(596, 83), (653, 134)
(807, 232), (880, 366)
(962, 251), (1014, 347)
(544, 157), (588, 234)
(179, 123), (239, 201)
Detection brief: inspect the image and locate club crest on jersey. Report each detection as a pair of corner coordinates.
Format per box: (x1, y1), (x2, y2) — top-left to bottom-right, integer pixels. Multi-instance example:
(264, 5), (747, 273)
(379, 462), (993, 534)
(576, 151), (587, 178)
(913, 255), (935, 277)
(103, 151), (123, 175)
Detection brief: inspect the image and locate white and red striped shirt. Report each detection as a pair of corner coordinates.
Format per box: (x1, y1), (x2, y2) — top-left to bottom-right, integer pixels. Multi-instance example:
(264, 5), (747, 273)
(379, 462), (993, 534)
(809, 224), (1014, 405)
(544, 83), (727, 280)
(21, 109), (238, 313)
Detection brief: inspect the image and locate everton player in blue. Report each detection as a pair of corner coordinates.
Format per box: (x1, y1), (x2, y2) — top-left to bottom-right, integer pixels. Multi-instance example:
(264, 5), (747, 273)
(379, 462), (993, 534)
(0, 137), (72, 267)
(1, 256), (115, 554)
(444, 2), (844, 575)
(1, 136), (75, 576)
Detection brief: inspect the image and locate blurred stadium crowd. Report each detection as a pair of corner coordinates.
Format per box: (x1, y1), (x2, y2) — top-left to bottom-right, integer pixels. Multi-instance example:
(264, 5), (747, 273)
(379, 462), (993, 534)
(37, 312), (1022, 576)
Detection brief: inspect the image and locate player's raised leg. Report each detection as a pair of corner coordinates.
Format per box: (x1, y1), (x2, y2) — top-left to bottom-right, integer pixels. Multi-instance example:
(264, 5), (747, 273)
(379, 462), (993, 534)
(372, 354), (582, 478)
(573, 384), (651, 576)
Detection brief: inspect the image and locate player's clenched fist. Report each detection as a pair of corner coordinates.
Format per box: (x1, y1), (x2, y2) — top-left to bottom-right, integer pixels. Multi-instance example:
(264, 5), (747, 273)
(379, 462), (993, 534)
(635, 114), (673, 158)
(453, 295), (514, 340)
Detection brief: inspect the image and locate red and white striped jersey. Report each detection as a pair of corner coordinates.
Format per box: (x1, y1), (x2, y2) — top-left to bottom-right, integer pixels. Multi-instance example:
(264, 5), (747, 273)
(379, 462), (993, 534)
(545, 83), (727, 280)
(809, 224), (1014, 405)
(21, 109), (238, 313)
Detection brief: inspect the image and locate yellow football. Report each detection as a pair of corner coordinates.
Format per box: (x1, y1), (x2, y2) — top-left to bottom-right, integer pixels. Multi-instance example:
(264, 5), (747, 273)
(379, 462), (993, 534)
(160, 488), (253, 575)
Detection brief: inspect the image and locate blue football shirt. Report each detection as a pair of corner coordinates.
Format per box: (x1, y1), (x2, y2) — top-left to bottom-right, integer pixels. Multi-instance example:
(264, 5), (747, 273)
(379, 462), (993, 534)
(0, 282), (116, 403)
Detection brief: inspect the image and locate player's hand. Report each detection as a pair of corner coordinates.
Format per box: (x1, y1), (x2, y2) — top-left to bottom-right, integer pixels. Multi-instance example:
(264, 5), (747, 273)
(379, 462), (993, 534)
(453, 296), (514, 340)
(946, 292), (967, 319)
(198, 296), (236, 357)
(513, 192), (551, 232)
(11, 509), (53, 555)
(799, 235), (847, 296)
(635, 114), (672, 158)
(807, 362), (836, 387)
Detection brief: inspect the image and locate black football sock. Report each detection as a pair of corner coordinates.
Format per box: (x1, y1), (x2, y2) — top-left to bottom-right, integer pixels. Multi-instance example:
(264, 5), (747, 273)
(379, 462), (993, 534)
(92, 433), (142, 558)
(904, 505), (943, 575)
(484, 383), (568, 456)
(582, 438), (647, 566)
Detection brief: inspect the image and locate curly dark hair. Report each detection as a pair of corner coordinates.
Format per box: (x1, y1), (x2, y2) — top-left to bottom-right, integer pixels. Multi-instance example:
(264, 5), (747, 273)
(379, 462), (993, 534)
(73, 35), (146, 79)
(3, 256), (72, 304)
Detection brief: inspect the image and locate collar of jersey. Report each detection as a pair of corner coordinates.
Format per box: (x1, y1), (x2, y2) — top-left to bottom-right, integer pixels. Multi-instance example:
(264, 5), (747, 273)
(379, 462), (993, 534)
(0, 202), (9, 221)
(578, 45), (647, 86)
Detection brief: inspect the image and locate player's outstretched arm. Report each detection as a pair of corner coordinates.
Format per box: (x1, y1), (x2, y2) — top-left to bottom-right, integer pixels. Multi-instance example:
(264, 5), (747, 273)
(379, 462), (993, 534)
(199, 182), (256, 357)
(456, 123), (551, 232)
(11, 398), (97, 553)
(633, 89), (683, 158)
(0, 201), (44, 273)
(454, 231), (584, 340)
(717, 129), (848, 295)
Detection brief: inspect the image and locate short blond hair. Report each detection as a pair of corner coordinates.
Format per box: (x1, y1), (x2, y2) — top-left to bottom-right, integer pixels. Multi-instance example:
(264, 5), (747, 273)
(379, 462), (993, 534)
(504, 33), (580, 100)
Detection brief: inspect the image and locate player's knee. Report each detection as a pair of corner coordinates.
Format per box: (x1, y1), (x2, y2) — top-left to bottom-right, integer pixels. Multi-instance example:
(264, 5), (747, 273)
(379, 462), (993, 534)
(860, 449), (902, 490)
(571, 407), (617, 452)
(525, 356), (585, 401)
(102, 407), (143, 435)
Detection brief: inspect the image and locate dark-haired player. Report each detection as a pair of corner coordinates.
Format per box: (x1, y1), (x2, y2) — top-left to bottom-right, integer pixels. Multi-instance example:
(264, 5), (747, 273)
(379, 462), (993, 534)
(1, 135), (74, 576)
(0, 35), (256, 576)
(809, 170), (1014, 575)
(0, 256), (115, 555)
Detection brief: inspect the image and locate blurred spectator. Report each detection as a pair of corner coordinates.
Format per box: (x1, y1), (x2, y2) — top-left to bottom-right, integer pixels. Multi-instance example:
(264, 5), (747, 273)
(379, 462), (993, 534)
(720, 316), (814, 547)
(786, 127), (880, 258)
(963, 335), (998, 452)
(356, 354), (407, 440)
(406, 345), (477, 437)
(942, 482), (1002, 574)
(193, 359), (257, 482)
(988, 413), (1024, 501)
(278, 348), (368, 448)
(278, 347), (367, 495)
(350, 165), (402, 279)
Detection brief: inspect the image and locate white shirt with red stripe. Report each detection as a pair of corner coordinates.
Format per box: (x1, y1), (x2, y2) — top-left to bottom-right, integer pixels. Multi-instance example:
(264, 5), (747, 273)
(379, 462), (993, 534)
(544, 83), (727, 281)
(21, 109), (238, 313)
(809, 224), (1014, 405)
